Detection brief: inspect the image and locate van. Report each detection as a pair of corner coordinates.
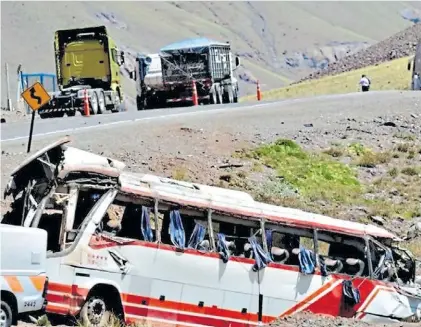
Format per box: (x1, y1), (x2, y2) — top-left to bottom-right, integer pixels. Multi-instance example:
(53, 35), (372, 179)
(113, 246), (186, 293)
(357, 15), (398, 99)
(0, 225), (48, 327)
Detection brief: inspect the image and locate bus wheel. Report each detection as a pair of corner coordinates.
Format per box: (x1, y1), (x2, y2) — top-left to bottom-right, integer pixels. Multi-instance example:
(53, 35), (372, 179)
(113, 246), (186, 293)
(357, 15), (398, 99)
(0, 300), (13, 327)
(79, 296), (112, 327)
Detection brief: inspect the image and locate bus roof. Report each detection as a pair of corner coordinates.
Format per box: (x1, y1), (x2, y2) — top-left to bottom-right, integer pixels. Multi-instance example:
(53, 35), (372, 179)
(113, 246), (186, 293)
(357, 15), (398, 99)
(117, 171), (399, 241)
(7, 139), (399, 242)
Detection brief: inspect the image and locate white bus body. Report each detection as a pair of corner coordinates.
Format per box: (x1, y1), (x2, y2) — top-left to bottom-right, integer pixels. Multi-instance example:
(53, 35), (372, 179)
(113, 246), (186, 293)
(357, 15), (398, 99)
(2, 138), (421, 327)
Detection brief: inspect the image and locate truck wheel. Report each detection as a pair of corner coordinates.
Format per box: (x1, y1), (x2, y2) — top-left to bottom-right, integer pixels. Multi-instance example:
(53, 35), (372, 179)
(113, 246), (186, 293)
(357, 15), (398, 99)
(52, 112), (65, 118)
(89, 92), (99, 115)
(39, 113), (51, 119)
(79, 295), (113, 327)
(97, 91), (106, 114)
(136, 95), (145, 110)
(67, 110), (76, 117)
(0, 300), (13, 327)
(210, 90), (217, 105)
(216, 86), (223, 104)
(227, 87), (234, 103)
(111, 90), (122, 113)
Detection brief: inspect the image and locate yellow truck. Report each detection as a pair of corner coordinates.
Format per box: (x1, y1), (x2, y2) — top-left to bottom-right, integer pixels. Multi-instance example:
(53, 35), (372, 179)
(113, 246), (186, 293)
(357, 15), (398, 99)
(38, 26), (125, 119)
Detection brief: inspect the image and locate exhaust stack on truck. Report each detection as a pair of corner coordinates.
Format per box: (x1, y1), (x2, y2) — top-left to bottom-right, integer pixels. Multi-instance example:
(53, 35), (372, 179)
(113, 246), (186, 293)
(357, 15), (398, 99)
(131, 38), (241, 110)
(38, 25), (125, 119)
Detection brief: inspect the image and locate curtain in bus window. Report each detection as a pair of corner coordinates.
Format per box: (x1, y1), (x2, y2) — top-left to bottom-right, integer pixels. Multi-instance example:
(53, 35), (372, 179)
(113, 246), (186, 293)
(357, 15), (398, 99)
(217, 233), (230, 263)
(141, 206), (154, 242)
(169, 210), (186, 249)
(249, 236), (272, 272)
(342, 280), (361, 306)
(318, 255), (328, 277)
(187, 223), (206, 250)
(298, 246), (316, 275)
(265, 229), (273, 260)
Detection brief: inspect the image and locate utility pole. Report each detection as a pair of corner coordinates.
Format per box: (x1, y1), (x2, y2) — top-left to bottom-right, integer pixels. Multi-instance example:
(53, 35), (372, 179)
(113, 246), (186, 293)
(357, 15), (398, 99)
(5, 63), (13, 110)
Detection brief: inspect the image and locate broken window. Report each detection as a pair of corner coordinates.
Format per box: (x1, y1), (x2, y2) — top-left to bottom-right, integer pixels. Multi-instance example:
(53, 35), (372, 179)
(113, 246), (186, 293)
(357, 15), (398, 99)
(315, 231), (368, 277)
(159, 207), (211, 251)
(206, 215), (262, 259)
(369, 238), (397, 282)
(267, 226), (314, 268)
(28, 188), (107, 253)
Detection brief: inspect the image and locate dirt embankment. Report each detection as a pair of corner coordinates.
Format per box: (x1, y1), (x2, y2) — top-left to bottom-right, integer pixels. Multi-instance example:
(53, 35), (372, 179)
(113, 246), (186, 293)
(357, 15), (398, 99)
(299, 23), (421, 83)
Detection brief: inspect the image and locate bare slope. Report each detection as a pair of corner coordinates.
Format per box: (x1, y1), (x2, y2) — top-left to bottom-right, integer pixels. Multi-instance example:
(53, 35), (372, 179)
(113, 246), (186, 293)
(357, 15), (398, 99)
(2, 1), (421, 105)
(299, 22), (421, 82)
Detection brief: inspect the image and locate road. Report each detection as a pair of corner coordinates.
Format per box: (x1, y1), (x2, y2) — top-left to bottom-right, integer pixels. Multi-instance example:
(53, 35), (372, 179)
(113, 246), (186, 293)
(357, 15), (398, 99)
(3, 90), (417, 144)
(1, 101), (276, 143)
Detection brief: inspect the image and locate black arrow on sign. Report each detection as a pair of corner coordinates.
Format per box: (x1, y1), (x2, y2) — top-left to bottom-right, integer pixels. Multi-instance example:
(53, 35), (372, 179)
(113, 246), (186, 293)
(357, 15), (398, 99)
(29, 87), (42, 105)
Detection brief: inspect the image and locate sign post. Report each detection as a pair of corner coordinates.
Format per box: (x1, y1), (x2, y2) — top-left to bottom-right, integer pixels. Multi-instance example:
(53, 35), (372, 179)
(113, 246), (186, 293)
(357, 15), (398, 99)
(21, 82), (51, 153)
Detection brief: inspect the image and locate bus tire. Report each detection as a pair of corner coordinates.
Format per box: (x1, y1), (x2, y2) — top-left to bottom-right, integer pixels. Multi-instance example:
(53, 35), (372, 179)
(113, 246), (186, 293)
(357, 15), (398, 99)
(79, 285), (123, 327)
(0, 300), (14, 327)
(80, 295), (112, 327)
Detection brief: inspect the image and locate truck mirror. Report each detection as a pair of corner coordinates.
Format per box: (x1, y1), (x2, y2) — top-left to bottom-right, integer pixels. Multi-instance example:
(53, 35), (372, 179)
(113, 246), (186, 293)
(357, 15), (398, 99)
(120, 51), (125, 65)
(129, 71), (135, 80)
(408, 61), (411, 71)
(235, 56), (241, 67)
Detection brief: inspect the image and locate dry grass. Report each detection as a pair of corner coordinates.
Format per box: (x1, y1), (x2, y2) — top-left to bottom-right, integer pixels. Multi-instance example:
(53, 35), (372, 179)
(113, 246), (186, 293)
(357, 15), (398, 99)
(354, 151), (392, 168)
(241, 56), (413, 102)
(171, 166), (190, 181)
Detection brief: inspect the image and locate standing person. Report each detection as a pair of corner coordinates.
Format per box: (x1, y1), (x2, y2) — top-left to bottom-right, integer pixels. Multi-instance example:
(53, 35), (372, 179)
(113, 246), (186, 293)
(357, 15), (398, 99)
(413, 72), (421, 90)
(359, 74), (371, 92)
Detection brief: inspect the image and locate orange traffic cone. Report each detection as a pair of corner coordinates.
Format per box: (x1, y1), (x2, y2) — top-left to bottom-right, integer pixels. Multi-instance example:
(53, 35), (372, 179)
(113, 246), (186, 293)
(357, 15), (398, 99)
(83, 89), (90, 117)
(192, 80), (198, 106)
(256, 80), (261, 101)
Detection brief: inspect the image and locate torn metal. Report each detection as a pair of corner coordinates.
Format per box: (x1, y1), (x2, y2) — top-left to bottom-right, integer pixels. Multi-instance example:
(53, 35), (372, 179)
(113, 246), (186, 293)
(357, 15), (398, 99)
(2, 137), (421, 324)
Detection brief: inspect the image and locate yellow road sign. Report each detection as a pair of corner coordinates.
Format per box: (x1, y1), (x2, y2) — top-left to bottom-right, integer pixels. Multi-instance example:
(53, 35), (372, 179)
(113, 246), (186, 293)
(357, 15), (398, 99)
(21, 82), (51, 111)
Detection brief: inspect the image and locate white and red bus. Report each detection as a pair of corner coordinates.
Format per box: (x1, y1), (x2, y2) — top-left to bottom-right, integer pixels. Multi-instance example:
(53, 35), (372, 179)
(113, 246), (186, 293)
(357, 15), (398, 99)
(2, 137), (421, 327)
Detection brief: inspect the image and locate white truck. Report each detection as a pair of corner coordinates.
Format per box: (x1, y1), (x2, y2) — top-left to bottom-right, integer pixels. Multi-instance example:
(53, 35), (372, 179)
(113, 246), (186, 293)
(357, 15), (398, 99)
(130, 38), (240, 110)
(0, 225), (48, 327)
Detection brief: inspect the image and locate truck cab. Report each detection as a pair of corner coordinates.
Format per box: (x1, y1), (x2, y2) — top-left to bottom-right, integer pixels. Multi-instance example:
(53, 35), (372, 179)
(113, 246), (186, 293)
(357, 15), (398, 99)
(0, 225), (48, 327)
(38, 25), (125, 119)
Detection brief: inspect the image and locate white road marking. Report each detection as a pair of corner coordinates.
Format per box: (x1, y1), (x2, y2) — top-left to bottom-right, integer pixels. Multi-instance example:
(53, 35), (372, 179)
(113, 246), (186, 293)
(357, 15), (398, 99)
(0, 102), (275, 143)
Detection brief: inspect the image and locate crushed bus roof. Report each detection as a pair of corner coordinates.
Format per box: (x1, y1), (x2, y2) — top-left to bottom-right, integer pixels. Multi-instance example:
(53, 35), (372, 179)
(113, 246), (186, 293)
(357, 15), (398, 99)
(6, 138), (400, 242)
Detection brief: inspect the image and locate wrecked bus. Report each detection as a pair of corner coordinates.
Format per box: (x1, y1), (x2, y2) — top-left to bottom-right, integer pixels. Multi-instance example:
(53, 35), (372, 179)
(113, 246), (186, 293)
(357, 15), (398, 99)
(2, 137), (421, 327)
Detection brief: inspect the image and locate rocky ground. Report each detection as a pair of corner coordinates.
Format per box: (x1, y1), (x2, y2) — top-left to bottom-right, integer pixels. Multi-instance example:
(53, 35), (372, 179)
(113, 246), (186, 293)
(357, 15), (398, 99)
(0, 108), (31, 124)
(16, 311), (420, 327)
(299, 23), (421, 83)
(271, 312), (418, 327)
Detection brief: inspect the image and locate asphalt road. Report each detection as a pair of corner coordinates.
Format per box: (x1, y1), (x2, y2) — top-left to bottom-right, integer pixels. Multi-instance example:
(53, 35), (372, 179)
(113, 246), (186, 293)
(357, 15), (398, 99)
(1, 91), (420, 147)
(0, 101), (276, 143)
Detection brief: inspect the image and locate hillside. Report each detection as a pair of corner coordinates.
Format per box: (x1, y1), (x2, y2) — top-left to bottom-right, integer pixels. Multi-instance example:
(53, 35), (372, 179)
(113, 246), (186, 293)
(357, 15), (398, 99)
(2, 1), (421, 106)
(299, 22), (421, 83)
